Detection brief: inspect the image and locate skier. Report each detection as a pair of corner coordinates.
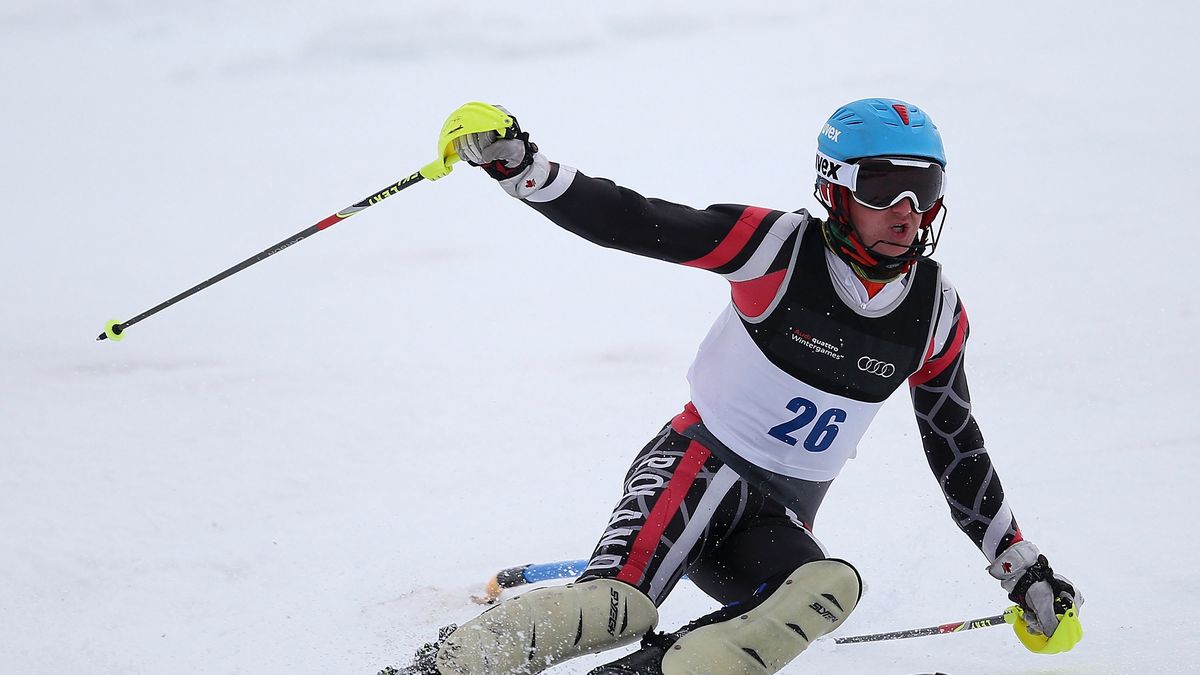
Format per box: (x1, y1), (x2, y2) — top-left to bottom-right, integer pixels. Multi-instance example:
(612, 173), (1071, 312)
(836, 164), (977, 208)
(399, 99), (1083, 674)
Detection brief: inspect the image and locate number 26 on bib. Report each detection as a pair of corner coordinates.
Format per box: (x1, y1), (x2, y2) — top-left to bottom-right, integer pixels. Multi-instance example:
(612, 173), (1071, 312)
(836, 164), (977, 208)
(767, 397), (846, 452)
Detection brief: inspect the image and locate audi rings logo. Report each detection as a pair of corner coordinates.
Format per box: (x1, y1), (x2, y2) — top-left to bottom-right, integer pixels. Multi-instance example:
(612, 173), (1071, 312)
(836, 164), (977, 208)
(857, 356), (895, 378)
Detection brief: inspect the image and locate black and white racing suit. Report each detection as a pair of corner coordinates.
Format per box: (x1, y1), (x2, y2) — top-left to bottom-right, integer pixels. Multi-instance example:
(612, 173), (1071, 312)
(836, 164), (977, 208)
(520, 164), (1022, 607)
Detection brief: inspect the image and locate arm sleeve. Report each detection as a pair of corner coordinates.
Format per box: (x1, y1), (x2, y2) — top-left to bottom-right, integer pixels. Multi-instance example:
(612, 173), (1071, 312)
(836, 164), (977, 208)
(908, 289), (1023, 563)
(521, 163), (797, 277)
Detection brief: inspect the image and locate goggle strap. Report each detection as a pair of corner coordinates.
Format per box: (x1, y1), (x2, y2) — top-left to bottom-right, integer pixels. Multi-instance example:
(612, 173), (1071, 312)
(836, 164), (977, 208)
(815, 149), (859, 190)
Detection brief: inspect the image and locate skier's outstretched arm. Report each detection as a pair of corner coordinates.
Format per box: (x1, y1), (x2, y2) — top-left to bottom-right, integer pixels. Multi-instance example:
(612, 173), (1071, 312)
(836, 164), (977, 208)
(909, 282), (1083, 647)
(454, 115), (799, 275)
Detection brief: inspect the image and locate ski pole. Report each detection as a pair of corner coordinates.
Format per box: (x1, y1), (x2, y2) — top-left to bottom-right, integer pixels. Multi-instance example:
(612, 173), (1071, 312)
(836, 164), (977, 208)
(97, 102), (514, 342)
(833, 608), (1016, 644)
(96, 172), (424, 341)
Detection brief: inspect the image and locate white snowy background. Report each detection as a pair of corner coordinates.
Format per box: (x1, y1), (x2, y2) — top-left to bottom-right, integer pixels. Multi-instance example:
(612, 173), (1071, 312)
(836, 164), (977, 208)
(4, 1), (1198, 673)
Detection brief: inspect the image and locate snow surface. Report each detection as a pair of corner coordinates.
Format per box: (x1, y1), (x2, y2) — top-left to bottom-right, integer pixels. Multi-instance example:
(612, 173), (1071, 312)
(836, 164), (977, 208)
(4, 1), (1199, 673)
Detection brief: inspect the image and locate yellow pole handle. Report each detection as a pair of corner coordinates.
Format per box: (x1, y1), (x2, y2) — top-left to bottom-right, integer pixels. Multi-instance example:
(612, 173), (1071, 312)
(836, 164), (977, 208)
(419, 102), (515, 180)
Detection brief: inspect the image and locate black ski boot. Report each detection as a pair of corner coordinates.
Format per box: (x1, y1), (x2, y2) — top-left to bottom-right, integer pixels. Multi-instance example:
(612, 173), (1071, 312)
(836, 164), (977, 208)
(587, 629), (682, 675)
(378, 624), (456, 675)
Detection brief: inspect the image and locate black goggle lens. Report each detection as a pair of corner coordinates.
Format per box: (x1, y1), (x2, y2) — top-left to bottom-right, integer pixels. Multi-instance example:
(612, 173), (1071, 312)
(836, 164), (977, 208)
(852, 159), (944, 213)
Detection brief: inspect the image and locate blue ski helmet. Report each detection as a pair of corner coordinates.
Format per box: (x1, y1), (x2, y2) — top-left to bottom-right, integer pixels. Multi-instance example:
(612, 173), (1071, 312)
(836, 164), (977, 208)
(817, 98), (945, 166)
(815, 98), (948, 282)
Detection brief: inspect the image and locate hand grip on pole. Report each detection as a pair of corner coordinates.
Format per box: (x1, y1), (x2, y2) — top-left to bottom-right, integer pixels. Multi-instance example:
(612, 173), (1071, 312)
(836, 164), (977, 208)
(419, 102), (515, 181)
(1004, 603), (1083, 654)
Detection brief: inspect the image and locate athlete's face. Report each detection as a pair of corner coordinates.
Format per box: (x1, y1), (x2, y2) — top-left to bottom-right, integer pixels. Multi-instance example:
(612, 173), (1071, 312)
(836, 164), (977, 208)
(848, 197), (922, 258)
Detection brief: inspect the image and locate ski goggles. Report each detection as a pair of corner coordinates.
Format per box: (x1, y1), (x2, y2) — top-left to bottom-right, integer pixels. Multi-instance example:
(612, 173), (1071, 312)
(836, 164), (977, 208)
(816, 150), (945, 213)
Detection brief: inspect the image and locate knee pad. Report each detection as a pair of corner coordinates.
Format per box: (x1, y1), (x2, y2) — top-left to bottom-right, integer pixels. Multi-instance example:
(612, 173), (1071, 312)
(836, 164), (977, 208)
(662, 558), (862, 674)
(436, 578), (658, 675)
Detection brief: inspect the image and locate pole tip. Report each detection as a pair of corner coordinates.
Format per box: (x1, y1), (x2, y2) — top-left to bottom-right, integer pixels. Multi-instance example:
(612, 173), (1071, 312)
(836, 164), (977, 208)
(99, 319), (125, 342)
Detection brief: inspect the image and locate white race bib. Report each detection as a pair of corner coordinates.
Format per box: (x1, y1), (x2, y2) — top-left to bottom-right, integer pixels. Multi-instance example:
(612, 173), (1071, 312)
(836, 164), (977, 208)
(687, 305), (883, 481)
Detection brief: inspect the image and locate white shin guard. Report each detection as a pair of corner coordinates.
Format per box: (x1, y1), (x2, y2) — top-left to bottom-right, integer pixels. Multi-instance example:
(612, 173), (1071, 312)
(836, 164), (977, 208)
(662, 559), (862, 675)
(435, 578), (658, 675)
